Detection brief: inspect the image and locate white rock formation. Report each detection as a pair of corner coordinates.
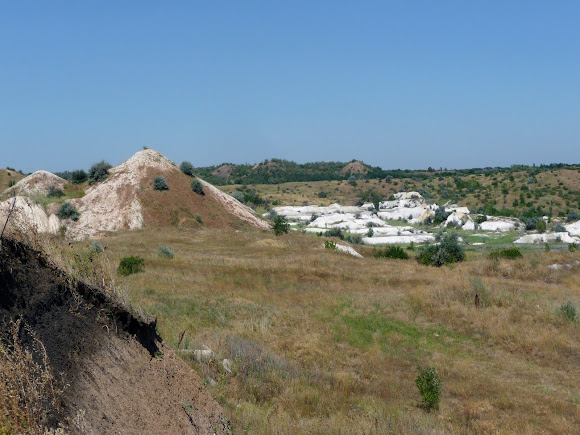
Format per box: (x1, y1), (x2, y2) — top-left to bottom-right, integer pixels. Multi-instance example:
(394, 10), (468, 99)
(514, 233), (580, 244)
(565, 220), (580, 237)
(4, 170), (67, 196)
(0, 196), (60, 235)
(479, 217), (519, 232)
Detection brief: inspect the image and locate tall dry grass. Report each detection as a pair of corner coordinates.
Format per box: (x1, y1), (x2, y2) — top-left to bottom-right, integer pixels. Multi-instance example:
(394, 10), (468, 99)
(97, 227), (580, 434)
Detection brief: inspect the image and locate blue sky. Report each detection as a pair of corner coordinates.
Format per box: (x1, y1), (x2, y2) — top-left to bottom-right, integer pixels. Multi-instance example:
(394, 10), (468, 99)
(1, 2), (579, 173)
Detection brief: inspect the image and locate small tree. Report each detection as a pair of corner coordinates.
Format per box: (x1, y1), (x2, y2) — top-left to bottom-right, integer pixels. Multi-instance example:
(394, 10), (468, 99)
(57, 202), (80, 221)
(273, 216), (289, 236)
(71, 169), (88, 184)
(567, 210), (580, 223)
(88, 161), (111, 184)
(416, 367), (442, 411)
(180, 161), (195, 176)
(154, 176), (169, 190)
(347, 175), (357, 186)
(191, 179), (204, 195)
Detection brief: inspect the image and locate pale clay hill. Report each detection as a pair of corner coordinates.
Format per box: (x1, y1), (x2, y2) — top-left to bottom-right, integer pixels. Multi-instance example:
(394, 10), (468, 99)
(0, 149), (269, 240)
(4, 170), (67, 196)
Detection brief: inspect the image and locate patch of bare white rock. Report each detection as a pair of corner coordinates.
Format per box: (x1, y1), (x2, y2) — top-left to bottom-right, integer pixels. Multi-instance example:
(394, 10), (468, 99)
(268, 191), (580, 246)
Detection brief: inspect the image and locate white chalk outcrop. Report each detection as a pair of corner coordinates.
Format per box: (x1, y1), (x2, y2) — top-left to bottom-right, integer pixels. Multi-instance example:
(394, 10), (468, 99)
(479, 217), (520, 232)
(0, 196), (60, 235)
(565, 220), (580, 237)
(514, 233), (580, 244)
(3, 170), (67, 196)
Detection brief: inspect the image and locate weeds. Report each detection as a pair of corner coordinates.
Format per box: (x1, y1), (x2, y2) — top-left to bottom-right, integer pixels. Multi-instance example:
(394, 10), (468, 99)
(558, 300), (577, 321)
(158, 245), (175, 259)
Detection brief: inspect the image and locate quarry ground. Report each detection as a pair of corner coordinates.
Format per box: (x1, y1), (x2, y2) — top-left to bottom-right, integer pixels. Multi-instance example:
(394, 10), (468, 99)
(96, 226), (580, 434)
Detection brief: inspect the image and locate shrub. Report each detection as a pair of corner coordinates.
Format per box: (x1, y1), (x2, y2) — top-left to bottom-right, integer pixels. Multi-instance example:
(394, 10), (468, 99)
(90, 241), (104, 253)
(416, 367), (442, 411)
(536, 219), (546, 233)
(180, 161), (195, 176)
(525, 217), (538, 230)
(191, 179), (204, 195)
(433, 206), (449, 225)
(47, 185), (64, 198)
(273, 216), (289, 236)
(71, 169), (88, 184)
(317, 190), (327, 198)
(231, 191), (245, 203)
(552, 224), (567, 233)
(567, 210), (580, 223)
(158, 245), (175, 259)
(88, 161), (111, 184)
(195, 214), (203, 224)
(153, 176), (169, 190)
(117, 256), (145, 276)
(569, 243), (578, 252)
(8, 179), (16, 187)
(324, 240), (337, 250)
(488, 247), (523, 260)
(347, 175), (357, 186)
(417, 233), (464, 267)
(372, 246), (409, 260)
(558, 301), (577, 321)
(56, 202), (80, 221)
(345, 234), (363, 244)
(324, 228), (344, 240)
(367, 228), (374, 237)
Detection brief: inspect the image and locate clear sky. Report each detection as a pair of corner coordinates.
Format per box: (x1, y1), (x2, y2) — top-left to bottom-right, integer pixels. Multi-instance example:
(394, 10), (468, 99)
(1, 1), (579, 173)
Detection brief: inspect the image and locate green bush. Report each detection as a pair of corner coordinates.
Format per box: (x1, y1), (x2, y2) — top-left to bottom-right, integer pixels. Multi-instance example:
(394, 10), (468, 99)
(416, 367), (442, 411)
(567, 210), (580, 223)
(154, 176), (169, 190)
(273, 216), (289, 236)
(324, 240), (337, 250)
(195, 214), (203, 224)
(47, 185), (64, 198)
(366, 228), (374, 237)
(552, 224), (566, 233)
(180, 161), (195, 176)
(488, 247), (523, 260)
(191, 179), (204, 195)
(117, 256), (145, 276)
(56, 202), (80, 221)
(71, 169), (88, 184)
(417, 233), (464, 267)
(324, 228), (344, 240)
(536, 219), (546, 233)
(158, 245), (175, 259)
(433, 206), (450, 225)
(558, 300), (577, 321)
(569, 243), (578, 252)
(88, 160), (111, 184)
(372, 246), (409, 260)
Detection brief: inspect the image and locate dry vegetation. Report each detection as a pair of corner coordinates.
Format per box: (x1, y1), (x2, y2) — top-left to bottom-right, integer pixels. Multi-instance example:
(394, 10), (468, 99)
(92, 227), (580, 434)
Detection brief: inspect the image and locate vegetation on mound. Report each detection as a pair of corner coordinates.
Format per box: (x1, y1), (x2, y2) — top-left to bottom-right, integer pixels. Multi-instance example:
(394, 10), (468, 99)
(154, 176), (169, 191)
(157, 245), (175, 259)
(180, 161), (195, 177)
(57, 202), (80, 221)
(47, 184), (64, 198)
(191, 179), (204, 195)
(88, 160), (111, 184)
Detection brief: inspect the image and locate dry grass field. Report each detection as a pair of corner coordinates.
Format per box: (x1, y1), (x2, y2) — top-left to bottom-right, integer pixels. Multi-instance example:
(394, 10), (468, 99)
(90, 226), (580, 434)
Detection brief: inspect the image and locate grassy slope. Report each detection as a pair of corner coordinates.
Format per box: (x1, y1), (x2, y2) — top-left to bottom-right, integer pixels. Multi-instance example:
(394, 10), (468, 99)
(0, 169), (25, 193)
(217, 167), (580, 218)
(93, 227), (580, 434)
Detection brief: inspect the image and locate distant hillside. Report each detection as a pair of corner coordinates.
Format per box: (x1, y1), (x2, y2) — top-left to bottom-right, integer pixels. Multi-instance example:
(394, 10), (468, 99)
(195, 159), (385, 185)
(218, 163), (580, 220)
(0, 168), (25, 192)
(196, 159), (580, 188)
